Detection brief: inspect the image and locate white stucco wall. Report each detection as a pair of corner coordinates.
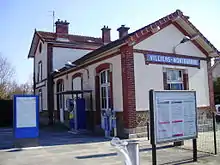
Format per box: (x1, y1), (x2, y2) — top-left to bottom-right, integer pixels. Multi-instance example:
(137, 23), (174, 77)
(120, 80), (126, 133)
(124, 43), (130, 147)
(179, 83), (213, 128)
(34, 41), (48, 111)
(134, 24), (210, 111)
(53, 47), (92, 70)
(34, 41), (47, 81)
(53, 54), (123, 113)
(135, 24), (206, 58)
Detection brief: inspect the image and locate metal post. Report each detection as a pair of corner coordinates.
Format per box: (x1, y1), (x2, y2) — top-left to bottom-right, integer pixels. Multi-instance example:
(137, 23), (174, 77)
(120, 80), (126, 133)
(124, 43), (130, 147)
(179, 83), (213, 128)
(193, 139), (197, 162)
(212, 112), (217, 154)
(149, 90), (157, 165)
(90, 92), (94, 131)
(147, 122), (150, 140)
(126, 142), (140, 165)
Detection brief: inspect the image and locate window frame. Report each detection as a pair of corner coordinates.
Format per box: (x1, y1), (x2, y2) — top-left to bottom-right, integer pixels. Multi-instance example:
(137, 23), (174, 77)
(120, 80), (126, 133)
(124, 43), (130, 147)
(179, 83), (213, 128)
(99, 69), (111, 110)
(57, 80), (64, 109)
(38, 89), (43, 112)
(37, 61), (42, 82)
(166, 68), (184, 90)
(72, 75), (83, 98)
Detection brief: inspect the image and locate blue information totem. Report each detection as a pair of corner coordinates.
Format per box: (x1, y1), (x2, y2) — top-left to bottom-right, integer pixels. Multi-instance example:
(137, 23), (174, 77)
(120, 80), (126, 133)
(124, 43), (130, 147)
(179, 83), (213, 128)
(13, 95), (39, 145)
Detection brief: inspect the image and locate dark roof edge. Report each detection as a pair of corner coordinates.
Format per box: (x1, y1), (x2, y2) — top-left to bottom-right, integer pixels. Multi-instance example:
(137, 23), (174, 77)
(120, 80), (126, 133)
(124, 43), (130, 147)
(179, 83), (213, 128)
(27, 31), (38, 58)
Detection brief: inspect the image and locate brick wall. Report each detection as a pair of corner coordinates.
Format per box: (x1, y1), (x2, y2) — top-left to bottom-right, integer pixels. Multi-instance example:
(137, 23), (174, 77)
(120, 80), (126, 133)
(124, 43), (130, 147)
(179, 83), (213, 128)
(120, 45), (136, 131)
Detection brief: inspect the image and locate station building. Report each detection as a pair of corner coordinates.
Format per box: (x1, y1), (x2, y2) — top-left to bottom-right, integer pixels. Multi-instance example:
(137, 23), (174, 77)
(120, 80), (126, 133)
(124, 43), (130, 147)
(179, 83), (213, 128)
(28, 10), (219, 138)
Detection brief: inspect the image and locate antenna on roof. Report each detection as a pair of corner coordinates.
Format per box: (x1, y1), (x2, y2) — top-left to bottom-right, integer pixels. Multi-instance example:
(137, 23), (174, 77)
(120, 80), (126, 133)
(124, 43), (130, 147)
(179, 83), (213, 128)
(49, 10), (55, 32)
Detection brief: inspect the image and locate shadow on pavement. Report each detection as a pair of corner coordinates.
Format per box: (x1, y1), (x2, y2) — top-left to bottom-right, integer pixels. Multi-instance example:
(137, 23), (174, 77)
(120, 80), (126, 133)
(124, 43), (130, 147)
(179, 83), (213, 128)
(0, 125), (109, 150)
(75, 144), (174, 159)
(161, 154), (212, 165)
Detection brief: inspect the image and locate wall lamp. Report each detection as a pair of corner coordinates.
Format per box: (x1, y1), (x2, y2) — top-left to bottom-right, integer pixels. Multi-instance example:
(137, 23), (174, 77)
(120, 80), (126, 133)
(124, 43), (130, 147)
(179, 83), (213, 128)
(65, 61), (76, 68)
(173, 34), (200, 54)
(51, 69), (60, 75)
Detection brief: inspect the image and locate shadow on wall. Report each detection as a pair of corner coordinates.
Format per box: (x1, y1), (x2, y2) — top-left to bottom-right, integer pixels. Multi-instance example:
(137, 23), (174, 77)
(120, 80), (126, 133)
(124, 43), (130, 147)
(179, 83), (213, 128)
(0, 100), (13, 128)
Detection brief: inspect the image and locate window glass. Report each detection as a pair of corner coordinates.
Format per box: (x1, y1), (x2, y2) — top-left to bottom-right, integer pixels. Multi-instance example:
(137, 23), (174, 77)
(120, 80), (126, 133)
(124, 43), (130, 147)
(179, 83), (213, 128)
(100, 71), (106, 84)
(37, 61), (42, 82)
(107, 70), (110, 83)
(101, 86), (106, 98)
(72, 76), (82, 98)
(57, 81), (64, 109)
(166, 69), (184, 90)
(39, 43), (42, 53)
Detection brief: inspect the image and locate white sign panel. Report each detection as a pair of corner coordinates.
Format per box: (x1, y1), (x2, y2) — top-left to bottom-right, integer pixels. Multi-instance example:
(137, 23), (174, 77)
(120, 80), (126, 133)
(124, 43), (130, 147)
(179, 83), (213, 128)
(153, 91), (197, 144)
(16, 97), (37, 128)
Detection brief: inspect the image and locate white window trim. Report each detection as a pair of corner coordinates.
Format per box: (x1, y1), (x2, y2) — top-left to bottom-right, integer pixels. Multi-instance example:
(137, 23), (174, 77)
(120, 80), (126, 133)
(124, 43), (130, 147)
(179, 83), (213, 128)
(37, 61), (42, 82)
(100, 70), (110, 110)
(166, 68), (184, 90)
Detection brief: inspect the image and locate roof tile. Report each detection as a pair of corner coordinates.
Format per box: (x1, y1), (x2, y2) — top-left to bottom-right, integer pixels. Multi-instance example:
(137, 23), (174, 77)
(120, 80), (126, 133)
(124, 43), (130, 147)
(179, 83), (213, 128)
(37, 31), (103, 45)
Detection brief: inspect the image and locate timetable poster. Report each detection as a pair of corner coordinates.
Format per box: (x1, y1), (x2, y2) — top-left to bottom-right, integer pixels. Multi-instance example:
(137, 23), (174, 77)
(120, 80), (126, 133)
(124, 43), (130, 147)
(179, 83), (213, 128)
(154, 91), (197, 144)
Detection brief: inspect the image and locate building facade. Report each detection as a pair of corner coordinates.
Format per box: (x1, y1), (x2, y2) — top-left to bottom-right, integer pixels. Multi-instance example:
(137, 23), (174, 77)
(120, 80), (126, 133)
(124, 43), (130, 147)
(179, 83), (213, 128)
(28, 10), (219, 138)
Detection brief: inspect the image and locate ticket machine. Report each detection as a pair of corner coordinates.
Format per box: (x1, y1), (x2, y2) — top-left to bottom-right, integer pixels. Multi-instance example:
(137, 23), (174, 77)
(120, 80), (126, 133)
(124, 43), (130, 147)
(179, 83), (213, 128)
(102, 109), (117, 138)
(67, 98), (86, 131)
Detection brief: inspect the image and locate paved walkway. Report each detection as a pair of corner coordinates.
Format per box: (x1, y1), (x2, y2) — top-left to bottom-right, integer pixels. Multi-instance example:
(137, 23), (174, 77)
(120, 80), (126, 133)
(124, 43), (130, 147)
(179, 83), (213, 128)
(0, 128), (219, 165)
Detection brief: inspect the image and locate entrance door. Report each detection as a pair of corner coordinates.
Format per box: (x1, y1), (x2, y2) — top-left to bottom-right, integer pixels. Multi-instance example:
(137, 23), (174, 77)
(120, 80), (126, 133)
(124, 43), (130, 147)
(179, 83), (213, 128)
(100, 70), (111, 129)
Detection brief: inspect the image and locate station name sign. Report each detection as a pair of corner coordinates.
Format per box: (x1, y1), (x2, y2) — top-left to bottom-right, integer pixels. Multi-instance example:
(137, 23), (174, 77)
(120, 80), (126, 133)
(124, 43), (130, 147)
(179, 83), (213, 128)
(145, 54), (200, 67)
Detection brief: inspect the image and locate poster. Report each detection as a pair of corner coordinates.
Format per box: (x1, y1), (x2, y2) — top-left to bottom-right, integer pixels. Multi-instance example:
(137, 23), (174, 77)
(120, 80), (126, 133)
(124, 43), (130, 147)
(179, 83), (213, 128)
(14, 95), (39, 138)
(16, 97), (37, 128)
(153, 91), (197, 144)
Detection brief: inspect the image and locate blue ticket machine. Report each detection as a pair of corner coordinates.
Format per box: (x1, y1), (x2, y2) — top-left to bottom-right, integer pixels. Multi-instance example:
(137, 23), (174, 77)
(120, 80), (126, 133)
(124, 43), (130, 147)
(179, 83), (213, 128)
(67, 99), (75, 131)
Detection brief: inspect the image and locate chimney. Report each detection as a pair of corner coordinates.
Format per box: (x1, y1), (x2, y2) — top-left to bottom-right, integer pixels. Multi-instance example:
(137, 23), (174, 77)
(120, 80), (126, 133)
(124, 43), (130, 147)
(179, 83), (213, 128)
(55, 19), (69, 35)
(101, 25), (111, 44)
(117, 25), (130, 39)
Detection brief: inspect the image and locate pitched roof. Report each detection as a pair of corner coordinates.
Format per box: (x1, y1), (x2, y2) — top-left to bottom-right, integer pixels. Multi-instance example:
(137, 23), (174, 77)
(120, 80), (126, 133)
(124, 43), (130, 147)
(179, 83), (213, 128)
(54, 9), (220, 77)
(36, 31), (103, 45)
(73, 9), (219, 65)
(28, 31), (103, 58)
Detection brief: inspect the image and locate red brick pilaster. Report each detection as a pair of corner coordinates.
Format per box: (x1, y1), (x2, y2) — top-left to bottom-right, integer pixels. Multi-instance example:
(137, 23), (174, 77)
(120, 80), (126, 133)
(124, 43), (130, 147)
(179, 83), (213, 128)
(207, 58), (215, 110)
(120, 45), (136, 130)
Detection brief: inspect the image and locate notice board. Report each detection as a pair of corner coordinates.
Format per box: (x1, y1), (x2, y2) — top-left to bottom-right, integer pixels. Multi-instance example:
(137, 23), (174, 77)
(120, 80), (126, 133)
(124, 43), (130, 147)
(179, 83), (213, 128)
(150, 90), (198, 144)
(13, 95), (39, 139)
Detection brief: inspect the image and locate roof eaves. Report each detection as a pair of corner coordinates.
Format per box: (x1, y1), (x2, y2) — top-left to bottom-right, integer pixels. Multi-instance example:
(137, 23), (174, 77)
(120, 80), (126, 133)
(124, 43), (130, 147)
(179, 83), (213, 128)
(53, 38), (126, 79)
(28, 31), (39, 58)
(180, 15), (220, 56)
(74, 38), (126, 65)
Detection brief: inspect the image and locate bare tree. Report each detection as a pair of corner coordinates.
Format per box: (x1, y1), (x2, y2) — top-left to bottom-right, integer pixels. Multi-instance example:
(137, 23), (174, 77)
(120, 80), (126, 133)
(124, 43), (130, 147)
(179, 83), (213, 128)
(0, 54), (15, 99)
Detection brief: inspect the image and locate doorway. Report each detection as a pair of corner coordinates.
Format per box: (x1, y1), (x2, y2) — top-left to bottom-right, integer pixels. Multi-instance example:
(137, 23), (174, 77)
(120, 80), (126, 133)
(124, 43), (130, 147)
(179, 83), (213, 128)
(99, 69), (111, 129)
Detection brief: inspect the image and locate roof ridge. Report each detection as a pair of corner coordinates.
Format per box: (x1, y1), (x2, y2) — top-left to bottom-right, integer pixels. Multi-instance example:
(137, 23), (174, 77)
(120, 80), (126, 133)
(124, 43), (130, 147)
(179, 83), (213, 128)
(126, 9), (183, 40)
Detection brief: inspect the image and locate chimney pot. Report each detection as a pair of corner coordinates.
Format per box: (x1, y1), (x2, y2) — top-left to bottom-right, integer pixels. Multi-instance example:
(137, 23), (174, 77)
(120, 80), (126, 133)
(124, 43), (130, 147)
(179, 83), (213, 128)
(117, 25), (130, 39)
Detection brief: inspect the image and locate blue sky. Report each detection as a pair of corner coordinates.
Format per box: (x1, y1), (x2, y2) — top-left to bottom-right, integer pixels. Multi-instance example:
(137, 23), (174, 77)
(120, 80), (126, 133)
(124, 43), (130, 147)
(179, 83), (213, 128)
(0, 0), (220, 84)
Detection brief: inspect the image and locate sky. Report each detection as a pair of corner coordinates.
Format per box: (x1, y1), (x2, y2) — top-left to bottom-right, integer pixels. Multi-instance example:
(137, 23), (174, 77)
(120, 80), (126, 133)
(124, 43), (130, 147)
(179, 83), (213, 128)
(0, 0), (220, 84)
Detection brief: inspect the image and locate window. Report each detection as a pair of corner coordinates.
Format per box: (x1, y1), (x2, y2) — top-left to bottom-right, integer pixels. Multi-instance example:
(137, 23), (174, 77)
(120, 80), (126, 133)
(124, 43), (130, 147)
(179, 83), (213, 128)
(72, 76), (82, 98)
(39, 89), (43, 112)
(57, 80), (64, 109)
(39, 43), (42, 53)
(37, 61), (42, 82)
(100, 70), (111, 109)
(166, 69), (184, 90)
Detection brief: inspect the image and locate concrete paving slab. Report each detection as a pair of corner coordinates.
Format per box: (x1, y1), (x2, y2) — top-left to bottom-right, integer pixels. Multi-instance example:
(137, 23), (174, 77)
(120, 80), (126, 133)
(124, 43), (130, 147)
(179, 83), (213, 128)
(0, 128), (219, 165)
